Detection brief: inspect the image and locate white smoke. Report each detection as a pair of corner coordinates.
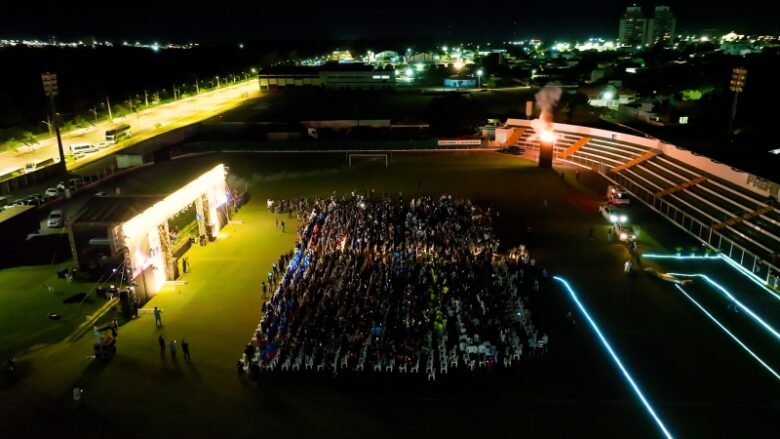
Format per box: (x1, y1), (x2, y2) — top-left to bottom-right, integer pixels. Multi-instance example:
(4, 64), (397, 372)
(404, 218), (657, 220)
(531, 85), (562, 141)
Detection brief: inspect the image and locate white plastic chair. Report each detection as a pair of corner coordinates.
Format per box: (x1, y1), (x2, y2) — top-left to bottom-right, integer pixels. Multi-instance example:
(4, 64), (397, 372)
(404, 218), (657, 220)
(427, 368), (436, 381)
(373, 362), (382, 372)
(385, 358), (395, 372)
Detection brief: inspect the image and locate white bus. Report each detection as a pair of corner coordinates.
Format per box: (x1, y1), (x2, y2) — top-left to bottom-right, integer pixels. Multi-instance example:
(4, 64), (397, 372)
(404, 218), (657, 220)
(70, 143), (98, 155)
(105, 124), (131, 143)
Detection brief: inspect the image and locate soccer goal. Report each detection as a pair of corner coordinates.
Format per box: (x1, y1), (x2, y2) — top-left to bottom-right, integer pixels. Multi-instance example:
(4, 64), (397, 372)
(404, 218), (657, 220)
(347, 153), (390, 168)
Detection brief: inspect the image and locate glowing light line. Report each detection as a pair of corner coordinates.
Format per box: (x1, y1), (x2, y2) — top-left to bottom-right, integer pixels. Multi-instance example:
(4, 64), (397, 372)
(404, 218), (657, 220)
(553, 276), (674, 439)
(641, 253), (780, 303)
(717, 255), (780, 302)
(666, 273), (780, 342)
(674, 285), (780, 381)
(642, 253), (716, 260)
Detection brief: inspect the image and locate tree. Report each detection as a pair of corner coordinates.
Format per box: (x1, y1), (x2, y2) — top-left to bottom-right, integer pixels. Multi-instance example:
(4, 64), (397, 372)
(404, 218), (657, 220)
(18, 131), (39, 146)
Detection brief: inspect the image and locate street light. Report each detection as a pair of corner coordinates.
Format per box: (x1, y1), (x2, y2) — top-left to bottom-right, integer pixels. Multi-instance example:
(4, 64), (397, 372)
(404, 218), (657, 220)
(41, 119), (53, 136)
(476, 69), (484, 88)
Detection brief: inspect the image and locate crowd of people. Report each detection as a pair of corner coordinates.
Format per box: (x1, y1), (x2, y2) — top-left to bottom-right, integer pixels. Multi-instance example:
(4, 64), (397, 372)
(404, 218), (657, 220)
(241, 192), (548, 379)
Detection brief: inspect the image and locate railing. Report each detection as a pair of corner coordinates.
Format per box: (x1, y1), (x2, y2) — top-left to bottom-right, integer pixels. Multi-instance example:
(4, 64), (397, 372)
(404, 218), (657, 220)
(521, 143), (779, 283)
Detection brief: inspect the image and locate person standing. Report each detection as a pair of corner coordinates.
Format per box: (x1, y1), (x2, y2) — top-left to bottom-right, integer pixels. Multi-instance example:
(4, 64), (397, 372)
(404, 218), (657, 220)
(281, 221), (286, 233)
(73, 387), (84, 408)
(153, 306), (162, 327)
(93, 325), (102, 343)
(181, 339), (191, 361)
(275, 218), (278, 229)
(158, 335), (166, 357)
(169, 339), (177, 361)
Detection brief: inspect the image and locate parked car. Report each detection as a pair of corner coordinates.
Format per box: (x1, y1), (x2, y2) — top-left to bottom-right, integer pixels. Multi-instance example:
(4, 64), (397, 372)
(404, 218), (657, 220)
(498, 146), (525, 155)
(24, 194), (45, 206)
(599, 204), (628, 224)
(44, 188), (59, 199)
(68, 178), (83, 189)
(47, 209), (64, 228)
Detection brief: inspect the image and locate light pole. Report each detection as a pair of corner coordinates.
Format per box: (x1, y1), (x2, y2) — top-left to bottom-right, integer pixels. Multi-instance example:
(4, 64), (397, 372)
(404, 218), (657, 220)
(41, 119), (53, 137)
(728, 67), (747, 135)
(41, 72), (66, 170)
(476, 69), (484, 88)
(106, 96), (113, 121)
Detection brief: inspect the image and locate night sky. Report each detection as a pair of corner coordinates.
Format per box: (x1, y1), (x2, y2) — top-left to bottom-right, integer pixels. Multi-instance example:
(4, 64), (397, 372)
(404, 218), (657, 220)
(2, 0), (778, 42)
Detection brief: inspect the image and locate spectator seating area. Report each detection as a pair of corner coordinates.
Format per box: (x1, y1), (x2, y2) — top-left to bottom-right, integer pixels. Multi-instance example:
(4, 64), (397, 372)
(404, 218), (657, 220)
(515, 128), (780, 276)
(240, 193), (548, 379)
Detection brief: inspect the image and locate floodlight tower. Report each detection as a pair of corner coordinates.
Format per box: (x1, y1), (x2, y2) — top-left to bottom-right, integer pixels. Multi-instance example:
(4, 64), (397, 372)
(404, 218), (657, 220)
(728, 67), (747, 135)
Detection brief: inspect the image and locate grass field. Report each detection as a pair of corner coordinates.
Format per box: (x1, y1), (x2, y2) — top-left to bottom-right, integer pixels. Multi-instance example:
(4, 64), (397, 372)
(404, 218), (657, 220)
(1, 151), (778, 438)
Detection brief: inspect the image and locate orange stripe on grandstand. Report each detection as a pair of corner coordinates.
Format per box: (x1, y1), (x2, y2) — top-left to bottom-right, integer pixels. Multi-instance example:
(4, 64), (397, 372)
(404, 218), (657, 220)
(557, 137), (591, 159)
(654, 175), (707, 197)
(711, 205), (775, 230)
(610, 150), (659, 173)
(505, 128), (525, 146)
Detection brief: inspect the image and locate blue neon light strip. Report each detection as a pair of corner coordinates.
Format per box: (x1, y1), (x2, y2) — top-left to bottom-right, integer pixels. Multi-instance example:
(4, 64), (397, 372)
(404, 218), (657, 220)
(642, 253), (716, 260)
(717, 255), (780, 302)
(666, 273), (780, 343)
(641, 253), (780, 303)
(553, 276), (674, 439)
(674, 285), (780, 381)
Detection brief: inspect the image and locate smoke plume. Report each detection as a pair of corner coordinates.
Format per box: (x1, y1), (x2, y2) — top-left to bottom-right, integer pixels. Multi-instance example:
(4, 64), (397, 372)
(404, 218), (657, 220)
(531, 86), (562, 138)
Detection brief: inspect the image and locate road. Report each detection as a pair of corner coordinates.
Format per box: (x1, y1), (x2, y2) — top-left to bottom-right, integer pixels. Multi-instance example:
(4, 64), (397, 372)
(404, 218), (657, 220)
(0, 80), (259, 177)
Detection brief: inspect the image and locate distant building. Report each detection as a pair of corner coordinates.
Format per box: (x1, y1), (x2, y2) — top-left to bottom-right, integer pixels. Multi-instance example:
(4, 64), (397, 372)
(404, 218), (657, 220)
(647, 6), (676, 46)
(444, 75), (476, 88)
(584, 84), (637, 110)
(258, 63), (396, 91)
(619, 5), (648, 47)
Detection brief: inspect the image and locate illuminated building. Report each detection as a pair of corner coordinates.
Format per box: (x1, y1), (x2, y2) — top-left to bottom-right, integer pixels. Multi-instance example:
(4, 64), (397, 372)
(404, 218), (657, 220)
(647, 6), (676, 46)
(618, 5), (648, 47)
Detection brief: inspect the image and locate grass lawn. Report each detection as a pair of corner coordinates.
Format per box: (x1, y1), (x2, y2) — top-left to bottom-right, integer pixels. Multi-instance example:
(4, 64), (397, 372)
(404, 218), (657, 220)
(1, 151), (778, 438)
